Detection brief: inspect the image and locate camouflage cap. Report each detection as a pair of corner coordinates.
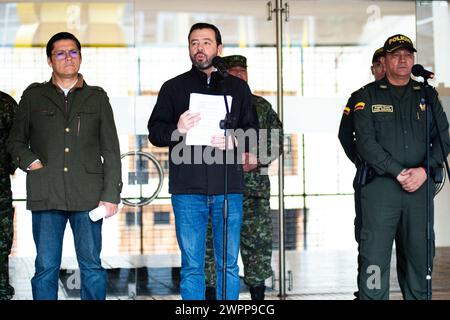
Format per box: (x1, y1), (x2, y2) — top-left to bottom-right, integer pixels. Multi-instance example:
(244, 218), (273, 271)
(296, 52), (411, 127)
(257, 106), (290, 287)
(223, 55), (247, 69)
(383, 34), (417, 53)
(372, 47), (385, 63)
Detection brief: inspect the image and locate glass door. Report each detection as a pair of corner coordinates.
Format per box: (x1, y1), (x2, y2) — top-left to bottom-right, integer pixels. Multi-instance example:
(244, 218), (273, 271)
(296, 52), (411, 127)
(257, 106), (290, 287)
(282, 0), (416, 297)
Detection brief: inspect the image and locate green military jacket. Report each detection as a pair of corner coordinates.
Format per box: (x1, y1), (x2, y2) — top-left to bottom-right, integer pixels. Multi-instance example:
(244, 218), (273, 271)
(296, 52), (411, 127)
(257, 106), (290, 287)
(0, 91), (18, 205)
(244, 95), (283, 198)
(353, 77), (450, 178)
(7, 75), (122, 211)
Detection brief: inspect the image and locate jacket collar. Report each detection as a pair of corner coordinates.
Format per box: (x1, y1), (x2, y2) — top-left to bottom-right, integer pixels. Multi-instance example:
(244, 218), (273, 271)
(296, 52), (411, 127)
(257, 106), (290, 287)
(43, 74), (94, 123)
(51, 73), (84, 94)
(189, 65), (225, 88)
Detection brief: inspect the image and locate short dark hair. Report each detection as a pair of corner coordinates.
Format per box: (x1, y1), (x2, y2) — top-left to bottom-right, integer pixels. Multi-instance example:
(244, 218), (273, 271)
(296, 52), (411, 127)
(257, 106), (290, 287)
(188, 23), (222, 46)
(46, 32), (81, 58)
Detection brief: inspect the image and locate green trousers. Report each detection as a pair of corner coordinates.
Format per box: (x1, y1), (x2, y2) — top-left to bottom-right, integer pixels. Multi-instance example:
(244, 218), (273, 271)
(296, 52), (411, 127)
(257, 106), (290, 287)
(358, 176), (433, 300)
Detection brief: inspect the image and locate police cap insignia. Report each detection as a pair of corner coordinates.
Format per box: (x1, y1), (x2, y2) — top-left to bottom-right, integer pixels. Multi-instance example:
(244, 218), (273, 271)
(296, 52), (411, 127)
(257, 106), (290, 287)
(384, 34), (417, 54)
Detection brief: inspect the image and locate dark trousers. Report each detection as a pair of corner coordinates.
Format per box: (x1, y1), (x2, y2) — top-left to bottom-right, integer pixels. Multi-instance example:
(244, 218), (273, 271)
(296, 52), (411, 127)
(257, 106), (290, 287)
(358, 176), (433, 300)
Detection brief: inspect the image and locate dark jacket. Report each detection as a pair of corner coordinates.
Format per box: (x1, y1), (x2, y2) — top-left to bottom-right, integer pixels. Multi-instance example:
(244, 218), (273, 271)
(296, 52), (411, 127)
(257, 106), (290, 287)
(147, 66), (258, 195)
(338, 90), (360, 165)
(0, 91), (18, 206)
(7, 75), (122, 211)
(354, 77), (450, 178)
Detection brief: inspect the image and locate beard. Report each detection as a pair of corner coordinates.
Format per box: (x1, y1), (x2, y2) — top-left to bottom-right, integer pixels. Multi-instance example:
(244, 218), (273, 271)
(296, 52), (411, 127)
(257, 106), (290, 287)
(190, 52), (213, 70)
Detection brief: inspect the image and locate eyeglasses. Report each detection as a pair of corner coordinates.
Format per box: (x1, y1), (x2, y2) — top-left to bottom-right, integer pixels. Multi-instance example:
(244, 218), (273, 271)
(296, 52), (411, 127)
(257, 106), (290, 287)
(52, 49), (80, 61)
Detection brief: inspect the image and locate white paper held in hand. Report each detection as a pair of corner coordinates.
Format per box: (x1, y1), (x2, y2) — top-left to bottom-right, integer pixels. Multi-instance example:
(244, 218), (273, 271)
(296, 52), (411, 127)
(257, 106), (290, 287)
(89, 205), (107, 222)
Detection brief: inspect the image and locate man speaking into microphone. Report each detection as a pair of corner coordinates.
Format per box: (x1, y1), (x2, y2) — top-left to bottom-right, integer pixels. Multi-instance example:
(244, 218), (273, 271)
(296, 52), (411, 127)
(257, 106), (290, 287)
(353, 34), (450, 299)
(147, 22), (258, 300)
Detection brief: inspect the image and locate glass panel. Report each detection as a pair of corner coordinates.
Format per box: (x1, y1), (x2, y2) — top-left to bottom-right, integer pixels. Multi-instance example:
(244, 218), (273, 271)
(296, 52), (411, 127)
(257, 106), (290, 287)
(3, 0), (430, 300)
(283, 0), (416, 295)
(4, 0), (279, 299)
(416, 1), (450, 248)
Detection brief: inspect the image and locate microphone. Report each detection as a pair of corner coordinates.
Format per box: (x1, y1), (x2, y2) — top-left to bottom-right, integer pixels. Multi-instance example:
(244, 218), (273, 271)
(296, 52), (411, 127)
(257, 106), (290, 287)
(412, 64), (434, 80)
(212, 56), (228, 77)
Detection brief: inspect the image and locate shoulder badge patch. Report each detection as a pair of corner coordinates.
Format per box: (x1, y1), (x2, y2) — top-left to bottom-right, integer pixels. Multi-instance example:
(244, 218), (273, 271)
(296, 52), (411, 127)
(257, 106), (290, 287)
(354, 102), (365, 112)
(343, 106), (351, 116)
(372, 104), (394, 113)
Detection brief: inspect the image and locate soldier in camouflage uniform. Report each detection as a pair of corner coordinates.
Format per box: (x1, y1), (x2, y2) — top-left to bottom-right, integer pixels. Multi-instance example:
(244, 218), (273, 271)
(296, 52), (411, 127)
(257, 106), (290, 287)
(0, 91), (17, 300)
(205, 55), (283, 300)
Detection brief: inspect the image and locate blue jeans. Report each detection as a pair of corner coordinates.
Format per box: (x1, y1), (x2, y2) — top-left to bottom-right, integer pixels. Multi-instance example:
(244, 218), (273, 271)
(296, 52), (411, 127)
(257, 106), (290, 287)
(31, 210), (106, 300)
(171, 194), (243, 300)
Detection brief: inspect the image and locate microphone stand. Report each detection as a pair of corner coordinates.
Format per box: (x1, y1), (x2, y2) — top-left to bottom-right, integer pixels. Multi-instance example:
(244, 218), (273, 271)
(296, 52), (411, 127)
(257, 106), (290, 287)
(421, 77), (450, 300)
(218, 75), (231, 301)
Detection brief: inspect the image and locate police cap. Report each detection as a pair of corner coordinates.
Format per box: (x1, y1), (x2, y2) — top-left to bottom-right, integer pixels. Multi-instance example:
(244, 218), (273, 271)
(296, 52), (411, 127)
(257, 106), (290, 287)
(383, 34), (417, 54)
(372, 47), (385, 63)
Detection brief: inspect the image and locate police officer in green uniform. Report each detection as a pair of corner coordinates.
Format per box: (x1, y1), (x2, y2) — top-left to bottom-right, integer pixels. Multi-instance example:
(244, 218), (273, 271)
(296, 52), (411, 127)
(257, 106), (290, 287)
(338, 47), (385, 299)
(204, 55), (283, 300)
(353, 34), (450, 299)
(0, 91), (17, 300)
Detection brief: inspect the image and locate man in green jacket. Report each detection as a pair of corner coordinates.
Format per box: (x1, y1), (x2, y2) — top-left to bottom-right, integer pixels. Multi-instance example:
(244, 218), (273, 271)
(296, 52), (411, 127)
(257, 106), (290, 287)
(0, 91), (17, 300)
(354, 34), (450, 299)
(7, 32), (122, 300)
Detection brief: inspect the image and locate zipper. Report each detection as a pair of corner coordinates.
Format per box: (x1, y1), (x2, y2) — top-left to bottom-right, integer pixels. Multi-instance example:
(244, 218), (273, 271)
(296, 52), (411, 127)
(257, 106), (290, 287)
(77, 115), (80, 136)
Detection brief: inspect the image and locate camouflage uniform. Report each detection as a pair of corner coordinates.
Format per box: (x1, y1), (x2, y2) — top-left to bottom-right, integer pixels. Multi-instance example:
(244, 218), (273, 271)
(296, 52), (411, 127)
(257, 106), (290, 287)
(205, 55), (283, 299)
(0, 91), (17, 300)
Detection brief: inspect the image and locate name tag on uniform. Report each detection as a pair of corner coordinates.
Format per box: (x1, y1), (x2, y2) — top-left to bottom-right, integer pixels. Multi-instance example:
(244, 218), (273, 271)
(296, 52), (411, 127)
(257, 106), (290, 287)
(372, 104), (393, 113)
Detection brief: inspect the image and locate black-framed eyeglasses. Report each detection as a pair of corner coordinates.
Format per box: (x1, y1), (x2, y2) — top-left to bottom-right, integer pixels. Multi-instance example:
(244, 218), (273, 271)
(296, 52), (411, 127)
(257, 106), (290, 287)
(52, 49), (80, 61)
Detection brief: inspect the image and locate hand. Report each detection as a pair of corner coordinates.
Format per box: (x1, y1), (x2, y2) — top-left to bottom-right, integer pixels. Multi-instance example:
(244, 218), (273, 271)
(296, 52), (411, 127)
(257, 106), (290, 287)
(210, 134), (237, 150)
(397, 167), (427, 193)
(99, 201), (119, 218)
(242, 152), (258, 172)
(177, 110), (201, 134)
(28, 160), (43, 171)
(396, 169), (408, 184)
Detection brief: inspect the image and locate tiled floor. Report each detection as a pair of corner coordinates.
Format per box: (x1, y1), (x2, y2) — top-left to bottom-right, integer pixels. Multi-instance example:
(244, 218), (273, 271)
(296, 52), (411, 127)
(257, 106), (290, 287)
(9, 247), (450, 300)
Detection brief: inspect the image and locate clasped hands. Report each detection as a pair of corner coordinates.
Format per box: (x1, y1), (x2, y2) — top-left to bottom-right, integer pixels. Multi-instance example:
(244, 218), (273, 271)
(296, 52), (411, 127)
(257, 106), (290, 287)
(396, 167), (427, 193)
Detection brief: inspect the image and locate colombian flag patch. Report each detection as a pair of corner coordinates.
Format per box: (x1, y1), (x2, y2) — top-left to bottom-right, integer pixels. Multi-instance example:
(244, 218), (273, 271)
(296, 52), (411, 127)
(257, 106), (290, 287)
(343, 106), (351, 116)
(354, 102), (365, 112)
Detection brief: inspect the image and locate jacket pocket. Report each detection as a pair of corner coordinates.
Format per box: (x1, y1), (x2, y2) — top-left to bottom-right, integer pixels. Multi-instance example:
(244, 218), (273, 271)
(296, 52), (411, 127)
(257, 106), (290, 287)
(26, 167), (49, 201)
(413, 112), (426, 142)
(373, 112), (395, 140)
(84, 162), (104, 174)
(76, 109), (99, 137)
(82, 162), (104, 203)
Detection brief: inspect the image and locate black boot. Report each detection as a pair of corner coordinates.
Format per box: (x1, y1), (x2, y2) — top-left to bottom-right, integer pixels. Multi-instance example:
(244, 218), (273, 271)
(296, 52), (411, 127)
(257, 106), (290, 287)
(249, 285), (265, 300)
(205, 286), (216, 300)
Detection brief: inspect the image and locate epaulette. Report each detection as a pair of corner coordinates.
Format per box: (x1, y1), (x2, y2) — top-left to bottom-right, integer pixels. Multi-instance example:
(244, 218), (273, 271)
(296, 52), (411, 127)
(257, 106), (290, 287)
(24, 82), (45, 91)
(90, 86), (106, 93)
(350, 85), (365, 98)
